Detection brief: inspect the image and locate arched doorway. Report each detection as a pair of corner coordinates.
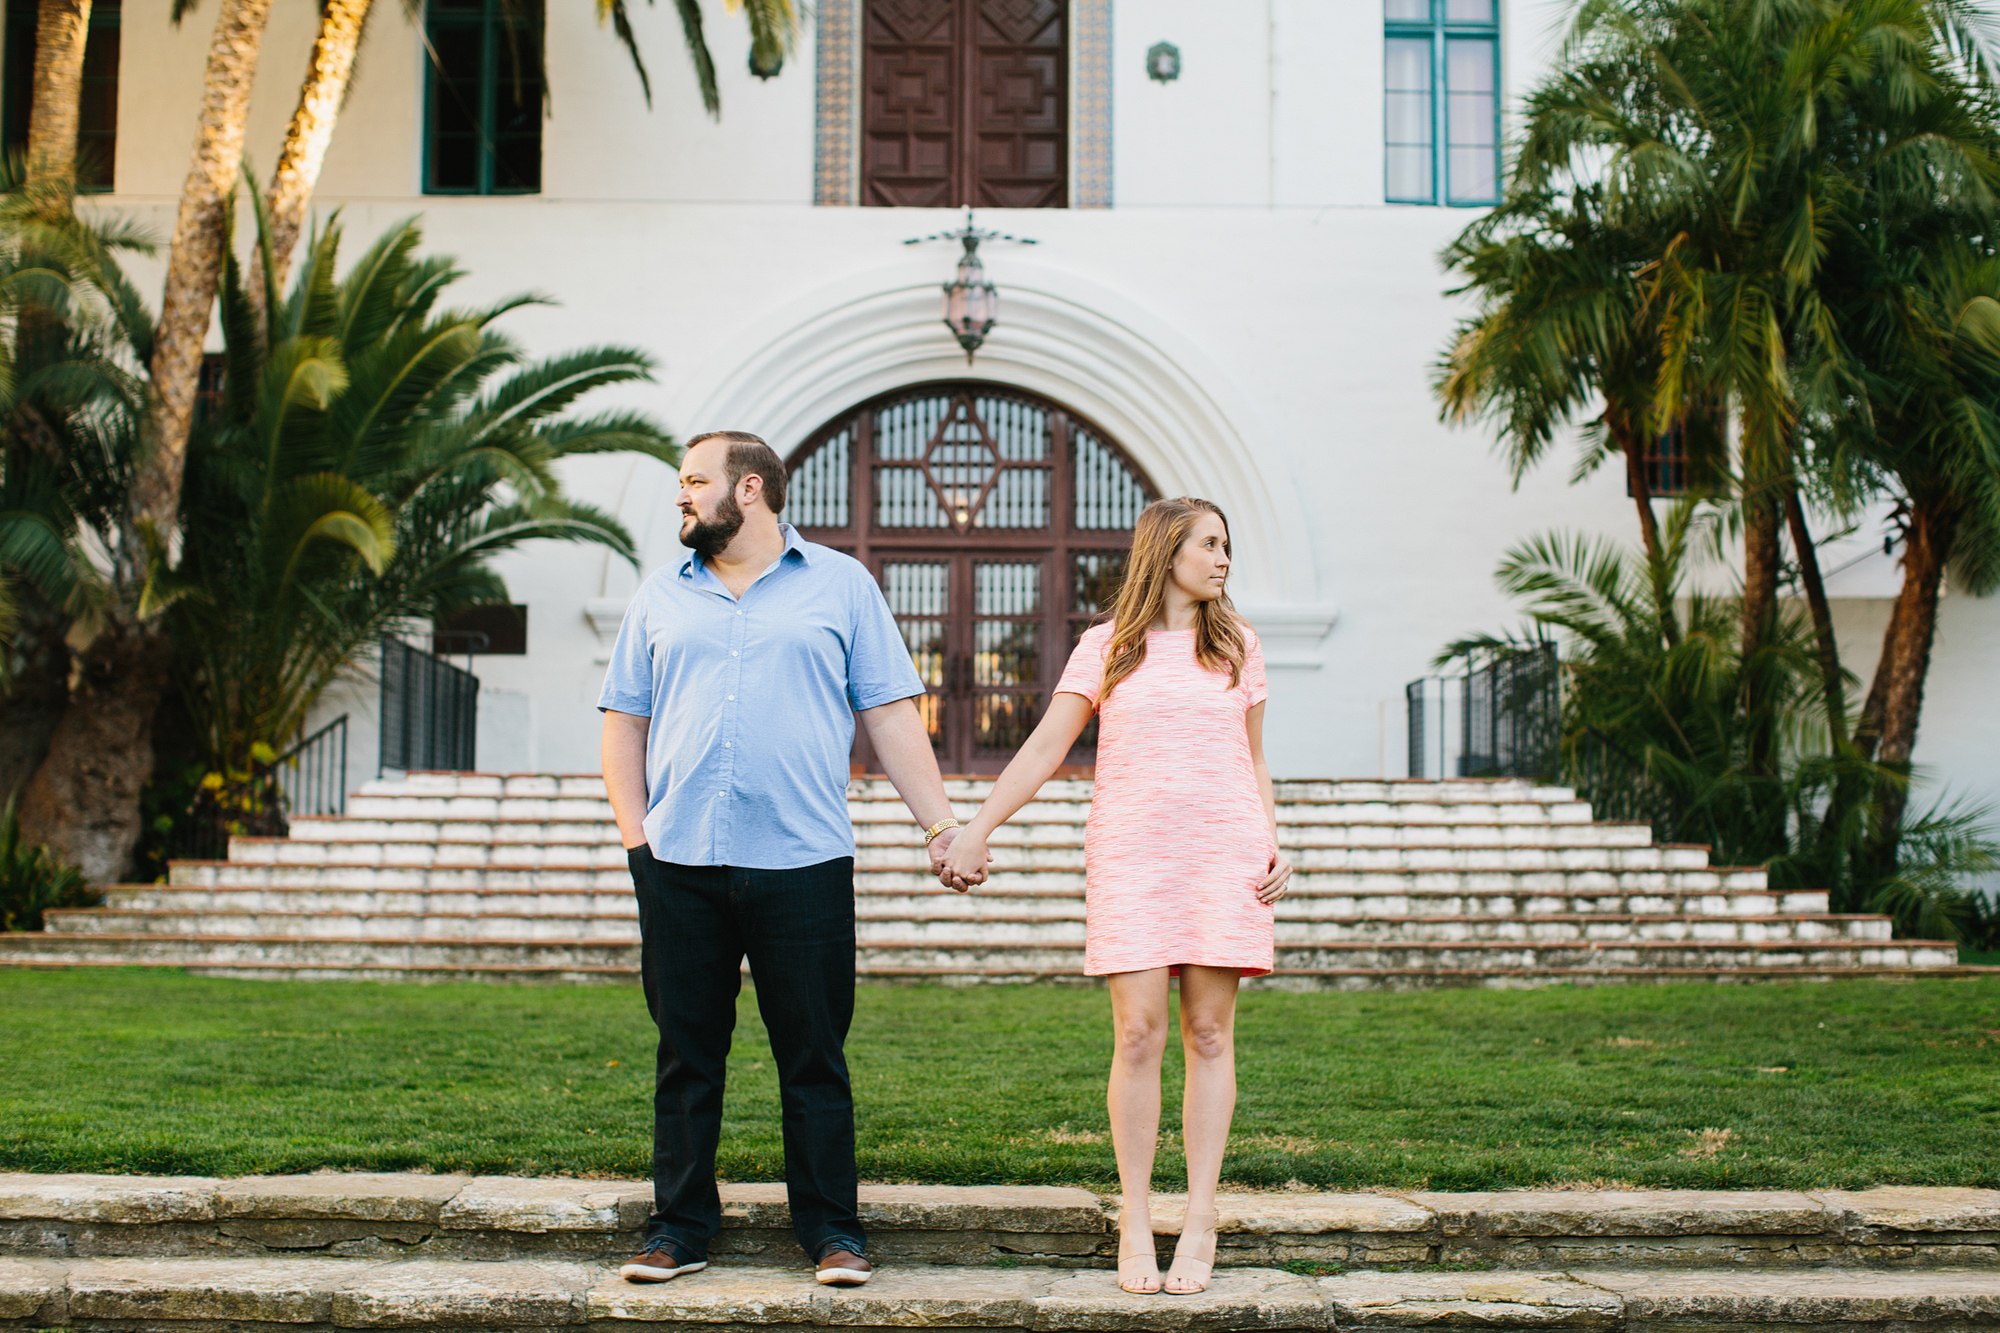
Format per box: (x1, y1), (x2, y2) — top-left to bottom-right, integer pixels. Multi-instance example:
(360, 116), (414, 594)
(786, 381), (1160, 773)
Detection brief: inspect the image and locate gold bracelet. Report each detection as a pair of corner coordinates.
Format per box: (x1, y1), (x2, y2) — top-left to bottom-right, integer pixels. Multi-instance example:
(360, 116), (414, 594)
(922, 817), (962, 847)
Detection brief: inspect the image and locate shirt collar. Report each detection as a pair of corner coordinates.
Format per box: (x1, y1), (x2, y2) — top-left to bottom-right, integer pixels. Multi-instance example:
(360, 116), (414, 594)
(677, 523), (811, 580)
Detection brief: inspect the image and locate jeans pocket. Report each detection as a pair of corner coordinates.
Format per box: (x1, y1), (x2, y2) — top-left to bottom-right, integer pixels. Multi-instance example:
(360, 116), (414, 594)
(627, 843), (658, 889)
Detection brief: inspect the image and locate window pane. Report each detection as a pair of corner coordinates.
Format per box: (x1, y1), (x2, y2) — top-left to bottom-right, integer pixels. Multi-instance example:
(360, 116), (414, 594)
(1384, 0), (1429, 19)
(1386, 36), (1433, 202)
(1387, 147), (1433, 202)
(1446, 37), (1497, 203)
(1386, 36), (1432, 94)
(1444, 0), (1494, 22)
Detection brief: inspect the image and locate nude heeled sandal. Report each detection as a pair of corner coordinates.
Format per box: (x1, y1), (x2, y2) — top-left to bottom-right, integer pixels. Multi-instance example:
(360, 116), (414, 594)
(1114, 1212), (1161, 1295)
(1162, 1208), (1218, 1295)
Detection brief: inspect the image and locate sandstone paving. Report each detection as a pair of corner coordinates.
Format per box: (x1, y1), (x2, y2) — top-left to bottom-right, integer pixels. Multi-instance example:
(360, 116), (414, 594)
(330, 1258), (602, 1326)
(441, 1178), (637, 1233)
(1817, 1187), (2000, 1235)
(1319, 1271), (1623, 1328)
(0, 1256), (65, 1321)
(0, 1174), (221, 1224)
(10, 1255), (2000, 1330)
(723, 1185), (1106, 1236)
(1415, 1189), (1829, 1237)
(587, 1263), (823, 1325)
(1112, 1193), (1432, 1237)
(64, 1256), (382, 1323)
(1578, 1268), (2000, 1323)
(218, 1173), (474, 1223)
(1031, 1266), (1324, 1331)
(822, 1265), (1050, 1327)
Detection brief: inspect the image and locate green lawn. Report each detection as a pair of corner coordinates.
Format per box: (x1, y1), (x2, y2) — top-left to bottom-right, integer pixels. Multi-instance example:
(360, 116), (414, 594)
(5, 970), (1998, 1191)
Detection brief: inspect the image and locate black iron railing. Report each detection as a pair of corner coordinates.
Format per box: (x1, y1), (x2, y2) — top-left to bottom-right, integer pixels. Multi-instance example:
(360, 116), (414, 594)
(158, 715), (351, 863)
(1406, 643), (1560, 779)
(379, 634), (480, 774)
(274, 714), (348, 818)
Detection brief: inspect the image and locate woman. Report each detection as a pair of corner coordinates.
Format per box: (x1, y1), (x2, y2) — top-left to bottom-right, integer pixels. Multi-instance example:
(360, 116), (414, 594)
(941, 497), (1292, 1296)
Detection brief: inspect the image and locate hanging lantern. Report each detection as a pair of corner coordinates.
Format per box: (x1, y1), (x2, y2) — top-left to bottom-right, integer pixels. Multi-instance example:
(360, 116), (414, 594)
(906, 211), (1037, 364)
(942, 234), (998, 362)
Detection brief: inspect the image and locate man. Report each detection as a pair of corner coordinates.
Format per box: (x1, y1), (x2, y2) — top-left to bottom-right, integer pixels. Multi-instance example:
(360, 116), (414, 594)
(599, 430), (982, 1289)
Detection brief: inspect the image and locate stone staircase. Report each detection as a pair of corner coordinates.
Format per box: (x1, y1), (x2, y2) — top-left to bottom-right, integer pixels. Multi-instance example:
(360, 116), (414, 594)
(0, 773), (1972, 986)
(2, 1172), (2000, 1332)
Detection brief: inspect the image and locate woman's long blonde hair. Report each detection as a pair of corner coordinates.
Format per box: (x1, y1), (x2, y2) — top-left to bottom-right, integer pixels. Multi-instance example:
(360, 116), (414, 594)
(1098, 497), (1248, 704)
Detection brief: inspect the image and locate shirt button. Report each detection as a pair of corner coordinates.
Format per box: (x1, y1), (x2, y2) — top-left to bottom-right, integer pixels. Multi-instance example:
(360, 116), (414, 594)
(724, 741), (732, 748)
(727, 695), (734, 701)
(731, 650), (739, 656)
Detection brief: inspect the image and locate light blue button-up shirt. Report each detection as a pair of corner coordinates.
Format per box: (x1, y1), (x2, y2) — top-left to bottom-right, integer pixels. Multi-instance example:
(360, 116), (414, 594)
(597, 525), (925, 869)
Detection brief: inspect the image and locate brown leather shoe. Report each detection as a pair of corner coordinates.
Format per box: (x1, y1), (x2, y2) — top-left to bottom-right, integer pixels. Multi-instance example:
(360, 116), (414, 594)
(620, 1241), (708, 1282)
(815, 1249), (873, 1286)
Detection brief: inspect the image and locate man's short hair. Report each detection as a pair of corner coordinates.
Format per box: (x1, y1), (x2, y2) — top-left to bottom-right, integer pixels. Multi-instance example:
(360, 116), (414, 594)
(687, 430), (787, 514)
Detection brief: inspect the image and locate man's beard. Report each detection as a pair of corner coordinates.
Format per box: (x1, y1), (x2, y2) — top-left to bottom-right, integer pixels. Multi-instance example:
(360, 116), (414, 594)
(679, 492), (745, 558)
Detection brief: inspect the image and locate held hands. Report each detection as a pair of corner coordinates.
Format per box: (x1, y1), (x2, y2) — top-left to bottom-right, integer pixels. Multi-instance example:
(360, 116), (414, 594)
(1256, 848), (1294, 905)
(934, 825), (992, 893)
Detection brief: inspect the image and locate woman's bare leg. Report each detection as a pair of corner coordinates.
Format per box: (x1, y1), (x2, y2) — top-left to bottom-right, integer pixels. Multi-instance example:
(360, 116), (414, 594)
(1166, 964), (1240, 1292)
(1106, 968), (1172, 1291)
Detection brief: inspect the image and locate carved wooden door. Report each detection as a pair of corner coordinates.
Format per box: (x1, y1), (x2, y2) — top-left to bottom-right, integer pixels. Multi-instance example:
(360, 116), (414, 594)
(862, 0), (1067, 208)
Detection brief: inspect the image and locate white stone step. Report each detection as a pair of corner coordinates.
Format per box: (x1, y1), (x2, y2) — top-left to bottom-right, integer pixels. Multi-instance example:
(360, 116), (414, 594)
(101, 881), (1828, 923)
(0, 931), (1964, 982)
(173, 862), (631, 889)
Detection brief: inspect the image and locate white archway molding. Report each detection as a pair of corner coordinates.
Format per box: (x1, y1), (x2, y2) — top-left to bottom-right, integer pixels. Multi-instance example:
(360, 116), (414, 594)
(653, 258), (1336, 656)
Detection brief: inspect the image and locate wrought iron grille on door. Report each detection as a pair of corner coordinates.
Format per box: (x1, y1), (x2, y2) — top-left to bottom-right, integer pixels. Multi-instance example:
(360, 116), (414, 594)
(786, 382), (1157, 773)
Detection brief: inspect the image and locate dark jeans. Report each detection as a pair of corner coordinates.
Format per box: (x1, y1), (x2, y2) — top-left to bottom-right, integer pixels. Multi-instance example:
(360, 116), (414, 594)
(628, 847), (865, 1262)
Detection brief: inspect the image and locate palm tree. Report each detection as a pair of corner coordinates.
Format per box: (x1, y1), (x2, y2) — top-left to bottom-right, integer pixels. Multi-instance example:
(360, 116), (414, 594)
(1828, 232), (2000, 872)
(0, 173), (156, 877)
(172, 209), (677, 788)
(1458, 511), (1994, 939)
(1508, 0), (2000, 765)
(1437, 182), (1716, 646)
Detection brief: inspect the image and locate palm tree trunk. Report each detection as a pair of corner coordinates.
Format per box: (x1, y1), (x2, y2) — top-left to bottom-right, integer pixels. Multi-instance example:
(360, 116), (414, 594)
(135, 0), (276, 550)
(1611, 403), (1678, 647)
(1864, 495), (1959, 871)
(25, 0), (91, 195)
(16, 617), (172, 882)
(1782, 481), (1846, 751)
(1739, 484), (1782, 776)
(246, 0), (372, 324)
(0, 587), (72, 801)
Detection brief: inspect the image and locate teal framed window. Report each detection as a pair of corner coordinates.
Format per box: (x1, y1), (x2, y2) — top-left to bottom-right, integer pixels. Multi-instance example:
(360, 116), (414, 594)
(423, 0), (542, 195)
(3, 0), (120, 192)
(1385, 0), (1499, 206)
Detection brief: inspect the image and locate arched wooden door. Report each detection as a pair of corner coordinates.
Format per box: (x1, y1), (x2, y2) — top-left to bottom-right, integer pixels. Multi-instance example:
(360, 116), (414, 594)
(785, 382), (1159, 774)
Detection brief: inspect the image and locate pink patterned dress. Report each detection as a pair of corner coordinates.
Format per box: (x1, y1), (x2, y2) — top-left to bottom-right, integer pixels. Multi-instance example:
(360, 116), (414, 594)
(1054, 622), (1275, 977)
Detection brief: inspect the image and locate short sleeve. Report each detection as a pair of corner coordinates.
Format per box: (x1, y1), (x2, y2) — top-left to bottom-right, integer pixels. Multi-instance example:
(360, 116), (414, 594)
(1241, 627), (1268, 708)
(845, 565), (927, 711)
(1055, 624), (1110, 706)
(596, 592), (655, 716)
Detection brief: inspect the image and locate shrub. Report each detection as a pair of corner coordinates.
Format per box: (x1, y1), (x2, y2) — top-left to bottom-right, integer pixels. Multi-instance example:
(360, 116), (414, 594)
(0, 793), (98, 930)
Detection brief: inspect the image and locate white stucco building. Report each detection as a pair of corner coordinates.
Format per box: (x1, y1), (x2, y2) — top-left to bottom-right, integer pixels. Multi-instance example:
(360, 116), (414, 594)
(83, 0), (1998, 822)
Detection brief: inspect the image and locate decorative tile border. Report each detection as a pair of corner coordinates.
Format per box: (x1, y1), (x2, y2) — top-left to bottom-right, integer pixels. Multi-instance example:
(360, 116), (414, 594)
(1070, 0), (1112, 208)
(813, 0), (861, 206)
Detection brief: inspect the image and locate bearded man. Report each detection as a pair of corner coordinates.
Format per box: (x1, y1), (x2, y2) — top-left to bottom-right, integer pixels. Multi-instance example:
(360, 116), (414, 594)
(599, 431), (979, 1288)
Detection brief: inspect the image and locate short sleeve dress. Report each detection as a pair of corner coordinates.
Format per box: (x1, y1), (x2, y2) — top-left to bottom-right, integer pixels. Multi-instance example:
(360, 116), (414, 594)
(1054, 622), (1275, 977)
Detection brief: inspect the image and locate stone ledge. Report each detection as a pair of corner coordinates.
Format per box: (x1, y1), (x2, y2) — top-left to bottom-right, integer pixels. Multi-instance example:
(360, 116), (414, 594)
(5, 1177), (2000, 1273)
(6, 1257), (2000, 1331)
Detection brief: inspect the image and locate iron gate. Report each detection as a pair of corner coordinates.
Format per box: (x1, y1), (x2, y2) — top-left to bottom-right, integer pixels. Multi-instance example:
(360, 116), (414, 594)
(1407, 643), (1560, 779)
(379, 635), (479, 773)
